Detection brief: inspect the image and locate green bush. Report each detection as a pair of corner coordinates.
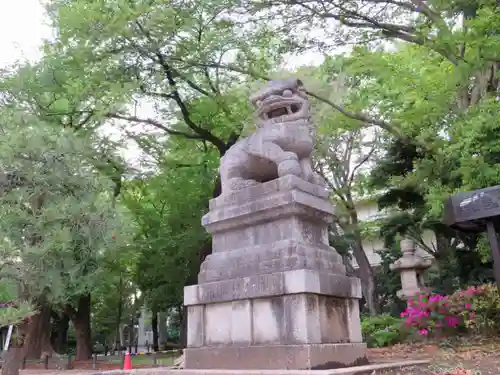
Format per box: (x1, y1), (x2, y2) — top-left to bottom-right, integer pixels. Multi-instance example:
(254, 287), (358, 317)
(167, 324), (180, 343)
(361, 314), (407, 348)
(449, 283), (500, 335)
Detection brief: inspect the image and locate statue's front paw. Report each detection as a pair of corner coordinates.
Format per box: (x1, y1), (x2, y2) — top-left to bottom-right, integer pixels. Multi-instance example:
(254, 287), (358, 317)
(278, 159), (302, 178)
(228, 177), (259, 192)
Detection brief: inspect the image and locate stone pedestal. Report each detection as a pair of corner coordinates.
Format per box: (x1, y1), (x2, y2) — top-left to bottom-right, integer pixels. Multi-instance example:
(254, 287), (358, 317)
(183, 176), (367, 370)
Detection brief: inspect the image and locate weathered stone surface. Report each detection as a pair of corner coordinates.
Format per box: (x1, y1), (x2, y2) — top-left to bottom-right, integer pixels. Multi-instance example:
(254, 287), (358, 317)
(204, 302), (232, 345)
(186, 292), (362, 349)
(390, 239), (433, 300)
(203, 189), (334, 242)
(185, 269), (361, 306)
(186, 305), (205, 348)
(209, 175), (330, 210)
(198, 176), (343, 286)
(218, 79), (326, 196)
(345, 299), (363, 343)
(231, 300), (252, 344)
(184, 343), (368, 370)
(209, 215), (330, 254)
(198, 240), (344, 283)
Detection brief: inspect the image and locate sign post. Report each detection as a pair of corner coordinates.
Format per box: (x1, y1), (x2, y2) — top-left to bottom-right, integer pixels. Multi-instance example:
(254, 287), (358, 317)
(443, 185), (500, 289)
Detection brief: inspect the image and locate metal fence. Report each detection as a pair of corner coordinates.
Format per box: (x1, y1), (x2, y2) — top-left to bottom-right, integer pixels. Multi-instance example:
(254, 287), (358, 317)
(19, 349), (183, 371)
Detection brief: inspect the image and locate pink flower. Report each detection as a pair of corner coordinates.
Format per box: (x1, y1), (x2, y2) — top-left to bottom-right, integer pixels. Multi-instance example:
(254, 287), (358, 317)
(466, 286), (477, 297)
(417, 329), (428, 336)
(445, 316), (458, 327)
(429, 294), (445, 303)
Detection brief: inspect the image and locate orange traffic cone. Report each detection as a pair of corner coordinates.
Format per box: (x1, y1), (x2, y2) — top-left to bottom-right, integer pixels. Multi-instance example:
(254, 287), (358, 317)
(123, 352), (132, 370)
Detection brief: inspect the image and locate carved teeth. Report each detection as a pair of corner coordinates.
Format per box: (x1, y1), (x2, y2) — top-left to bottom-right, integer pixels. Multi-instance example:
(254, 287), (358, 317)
(260, 103), (303, 121)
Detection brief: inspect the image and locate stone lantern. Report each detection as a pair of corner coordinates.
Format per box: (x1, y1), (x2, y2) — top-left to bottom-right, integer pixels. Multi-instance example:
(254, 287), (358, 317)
(390, 239), (433, 300)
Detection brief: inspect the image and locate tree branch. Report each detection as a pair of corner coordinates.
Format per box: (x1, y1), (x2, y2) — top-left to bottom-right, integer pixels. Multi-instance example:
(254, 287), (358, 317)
(369, 0), (417, 12)
(269, 0), (460, 64)
(132, 21), (228, 154)
(106, 113), (204, 140)
(170, 58), (407, 137)
(288, 0), (416, 34)
(348, 140), (378, 187)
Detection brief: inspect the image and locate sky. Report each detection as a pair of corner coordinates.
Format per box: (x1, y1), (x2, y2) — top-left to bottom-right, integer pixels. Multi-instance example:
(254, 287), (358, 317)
(0, 0), (51, 68)
(0, 0), (327, 72)
(0, 0), (152, 168)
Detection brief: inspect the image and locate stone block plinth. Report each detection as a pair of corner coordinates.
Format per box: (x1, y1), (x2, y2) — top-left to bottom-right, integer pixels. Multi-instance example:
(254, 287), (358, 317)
(184, 176), (367, 370)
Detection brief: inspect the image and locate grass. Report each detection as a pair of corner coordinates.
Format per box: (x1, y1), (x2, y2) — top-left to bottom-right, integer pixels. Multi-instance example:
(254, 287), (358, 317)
(103, 352), (180, 366)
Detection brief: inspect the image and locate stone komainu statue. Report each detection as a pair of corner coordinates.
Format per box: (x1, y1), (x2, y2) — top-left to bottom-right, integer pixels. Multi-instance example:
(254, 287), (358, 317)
(219, 78), (324, 195)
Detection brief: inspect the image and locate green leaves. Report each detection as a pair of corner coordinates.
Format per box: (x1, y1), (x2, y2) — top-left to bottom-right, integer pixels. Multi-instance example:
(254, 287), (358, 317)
(0, 108), (129, 306)
(0, 302), (37, 328)
(0, 281), (36, 327)
(122, 136), (217, 311)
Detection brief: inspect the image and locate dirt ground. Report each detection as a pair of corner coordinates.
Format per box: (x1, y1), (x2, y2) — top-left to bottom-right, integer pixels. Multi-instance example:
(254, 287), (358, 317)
(18, 339), (500, 374)
(369, 338), (500, 374)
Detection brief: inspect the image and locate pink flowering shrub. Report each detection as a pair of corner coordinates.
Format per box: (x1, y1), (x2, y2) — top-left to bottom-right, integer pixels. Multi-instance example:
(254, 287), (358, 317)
(448, 284), (500, 334)
(401, 286), (484, 338)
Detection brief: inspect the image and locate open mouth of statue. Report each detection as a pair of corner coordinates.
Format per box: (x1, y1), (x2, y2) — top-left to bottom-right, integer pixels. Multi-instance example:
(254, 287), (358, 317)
(258, 100), (304, 122)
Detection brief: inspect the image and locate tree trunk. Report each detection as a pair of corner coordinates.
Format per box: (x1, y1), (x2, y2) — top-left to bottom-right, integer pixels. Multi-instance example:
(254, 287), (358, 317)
(51, 312), (69, 354)
(23, 300), (53, 359)
(151, 309), (159, 352)
(346, 208), (379, 316)
(158, 312), (168, 349)
(70, 294), (92, 360)
(358, 264), (378, 316)
(113, 275), (123, 353)
(1, 346), (24, 375)
(179, 306), (187, 348)
(128, 319), (133, 354)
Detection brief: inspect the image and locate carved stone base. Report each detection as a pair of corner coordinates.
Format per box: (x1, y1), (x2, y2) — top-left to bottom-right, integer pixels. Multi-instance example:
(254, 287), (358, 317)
(184, 176), (366, 370)
(185, 269), (362, 306)
(185, 270), (363, 350)
(198, 240), (345, 283)
(184, 343), (368, 370)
